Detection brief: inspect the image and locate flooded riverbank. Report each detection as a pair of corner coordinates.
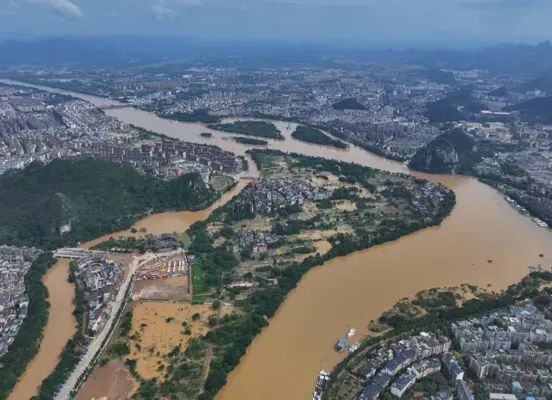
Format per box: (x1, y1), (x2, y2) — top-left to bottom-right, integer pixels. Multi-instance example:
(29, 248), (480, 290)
(3, 80), (552, 400)
(8, 259), (76, 400)
(8, 177), (251, 400)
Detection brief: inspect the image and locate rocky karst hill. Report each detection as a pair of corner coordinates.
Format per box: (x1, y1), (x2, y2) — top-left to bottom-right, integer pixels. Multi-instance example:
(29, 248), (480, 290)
(408, 128), (478, 174)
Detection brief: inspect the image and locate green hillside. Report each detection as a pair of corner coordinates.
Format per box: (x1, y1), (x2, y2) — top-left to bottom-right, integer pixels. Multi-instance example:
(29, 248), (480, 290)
(0, 158), (214, 249)
(332, 98), (366, 111)
(425, 89), (488, 122)
(506, 96), (552, 123)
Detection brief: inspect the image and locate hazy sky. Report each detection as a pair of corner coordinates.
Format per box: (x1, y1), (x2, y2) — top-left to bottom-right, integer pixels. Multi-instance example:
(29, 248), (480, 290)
(1, 0), (551, 44)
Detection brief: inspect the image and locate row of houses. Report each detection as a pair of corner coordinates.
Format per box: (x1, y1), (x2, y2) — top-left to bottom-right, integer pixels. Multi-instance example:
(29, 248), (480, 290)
(453, 306), (552, 354)
(0, 246), (43, 357)
(88, 139), (239, 174)
(355, 332), (455, 399)
(231, 179), (331, 216)
(75, 256), (123, 333)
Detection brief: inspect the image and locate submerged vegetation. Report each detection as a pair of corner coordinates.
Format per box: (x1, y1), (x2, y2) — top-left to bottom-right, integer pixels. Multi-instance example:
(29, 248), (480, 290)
(183, 149), (456, 398)
(209, 120), (284, 140)
(0, 157), (230, 399)
(159, 109), (219, 124)
(233, 136), (268, 145)
(291, 125), (348, 149)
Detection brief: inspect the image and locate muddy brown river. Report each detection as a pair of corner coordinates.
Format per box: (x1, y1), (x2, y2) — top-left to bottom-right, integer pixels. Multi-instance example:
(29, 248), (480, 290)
(3, 80), (552, 400)
(8, 176), (251, 400)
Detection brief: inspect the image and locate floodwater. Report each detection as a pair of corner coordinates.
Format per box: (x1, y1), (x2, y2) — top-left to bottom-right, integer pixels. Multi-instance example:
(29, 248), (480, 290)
(8, 259), (77, 400)
(4, 81), (552, 400)
(8, 176), (250, 400)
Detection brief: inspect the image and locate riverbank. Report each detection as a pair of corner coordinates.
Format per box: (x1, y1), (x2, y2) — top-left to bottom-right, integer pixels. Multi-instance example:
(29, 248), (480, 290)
(324, 270), (552, 400)
(2, 80), (552, 400)
(0, 254), (56, 400)
(5, 168), (250, 399)
(7, 258), (76, 400)
(186, 149), (456, 399)
(0, 79), (407, 165)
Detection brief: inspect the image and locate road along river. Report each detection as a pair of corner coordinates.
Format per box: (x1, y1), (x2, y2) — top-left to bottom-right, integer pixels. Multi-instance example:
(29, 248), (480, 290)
(8, 175), (252, 400)
(3, 80), (552, 400)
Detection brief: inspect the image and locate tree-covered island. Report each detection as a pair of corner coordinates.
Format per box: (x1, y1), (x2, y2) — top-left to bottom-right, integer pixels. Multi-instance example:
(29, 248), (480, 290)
(209, 120), (284, 140)
(116, 149), (455, 399)
(291, 125), (349, 149)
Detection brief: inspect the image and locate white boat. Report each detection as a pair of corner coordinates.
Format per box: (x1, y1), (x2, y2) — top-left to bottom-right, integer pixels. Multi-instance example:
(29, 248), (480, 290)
(313, 370), (330, 399)
(348, 341), (360, 353)
(346, 328), (356, 338)
(533, 218), (549, 228)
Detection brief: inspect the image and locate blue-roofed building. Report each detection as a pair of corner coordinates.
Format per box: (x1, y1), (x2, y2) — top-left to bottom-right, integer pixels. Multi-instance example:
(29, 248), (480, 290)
(373, 372), (391, 388)
(456, 380), (475, 400)
(390, 372), (416, 398)
(442, 352), (464, 381)
(357, 384), (382, 400)
(357, 373), (391, 400)
(436, 389), (454, 400)
(383, 353), (409, 375)
(403, 349), (416, 361)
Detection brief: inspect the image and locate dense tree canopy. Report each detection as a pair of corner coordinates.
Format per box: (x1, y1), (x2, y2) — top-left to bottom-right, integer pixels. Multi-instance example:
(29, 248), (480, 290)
(0, 158), (215, 249)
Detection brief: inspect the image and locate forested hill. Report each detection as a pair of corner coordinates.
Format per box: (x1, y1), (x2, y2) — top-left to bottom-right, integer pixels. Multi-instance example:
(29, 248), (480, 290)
(0, 158), (214, 249)
(505, 96), (552, 124)
(409, 128), (479, 174)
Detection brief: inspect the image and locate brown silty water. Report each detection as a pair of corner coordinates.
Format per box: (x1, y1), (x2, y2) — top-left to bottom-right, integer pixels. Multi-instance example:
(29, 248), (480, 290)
(2, 81), (550, 400)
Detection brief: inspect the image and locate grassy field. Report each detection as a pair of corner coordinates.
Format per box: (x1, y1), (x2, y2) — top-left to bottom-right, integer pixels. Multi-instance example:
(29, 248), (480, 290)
(191, 262), (208, 297)
(176, 233), (191, 249)
(210, 174), (235, 192)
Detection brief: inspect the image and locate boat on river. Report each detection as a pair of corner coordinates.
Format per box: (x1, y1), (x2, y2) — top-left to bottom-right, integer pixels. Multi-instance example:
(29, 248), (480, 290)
(335, 336), (348, 352)
(312, 370), (330, 400)
(533, 217), (549, 228)
(348, 341), (360, 353)
(336, 328), (356, 351)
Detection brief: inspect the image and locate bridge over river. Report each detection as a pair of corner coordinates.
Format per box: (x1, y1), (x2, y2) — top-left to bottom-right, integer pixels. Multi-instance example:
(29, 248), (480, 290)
(53, 248), (103, 259)
(99, 104), (133, 110)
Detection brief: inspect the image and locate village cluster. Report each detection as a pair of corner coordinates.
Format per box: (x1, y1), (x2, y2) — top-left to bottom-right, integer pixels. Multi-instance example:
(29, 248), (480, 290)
(0, 246), (43, 357)
(74, 255), (124, 333)
(320, 304), (552, 400)
(231, 179), (331, 215)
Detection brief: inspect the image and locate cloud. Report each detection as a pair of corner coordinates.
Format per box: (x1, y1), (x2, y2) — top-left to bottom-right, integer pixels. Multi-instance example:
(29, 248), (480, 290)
(25, 0), (83, 20)
(152, 0), (178, 19)
(151, 0), (203, 20)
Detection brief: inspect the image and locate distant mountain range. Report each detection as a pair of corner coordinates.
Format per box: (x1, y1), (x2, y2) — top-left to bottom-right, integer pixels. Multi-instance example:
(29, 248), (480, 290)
(410, 42), (552, 74)
(1, 36), (552, 73)
(514, 74), (552, 94)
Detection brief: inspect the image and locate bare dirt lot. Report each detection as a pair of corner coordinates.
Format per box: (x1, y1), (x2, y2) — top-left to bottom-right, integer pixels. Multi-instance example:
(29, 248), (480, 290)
(75, 359), (136, 400)
(132, 276), (190, 301)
